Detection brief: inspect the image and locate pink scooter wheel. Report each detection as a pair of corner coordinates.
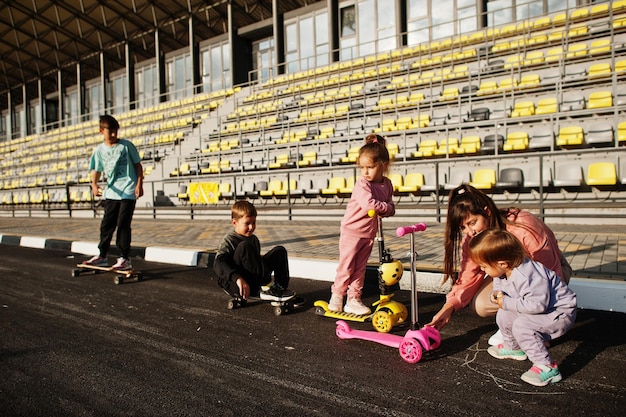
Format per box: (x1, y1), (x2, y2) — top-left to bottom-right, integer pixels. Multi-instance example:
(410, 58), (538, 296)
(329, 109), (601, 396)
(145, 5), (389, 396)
(399, 338), (423, 363)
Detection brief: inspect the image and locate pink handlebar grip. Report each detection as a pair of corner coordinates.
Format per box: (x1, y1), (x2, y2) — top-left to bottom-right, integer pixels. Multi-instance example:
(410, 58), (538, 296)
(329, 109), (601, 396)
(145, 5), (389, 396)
(396, 223), (427, 237)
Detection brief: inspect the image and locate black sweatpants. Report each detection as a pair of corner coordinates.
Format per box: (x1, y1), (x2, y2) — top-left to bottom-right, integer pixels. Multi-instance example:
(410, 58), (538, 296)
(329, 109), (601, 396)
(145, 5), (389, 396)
(98, 199), (136, 259)
(223, 239), (290, 297)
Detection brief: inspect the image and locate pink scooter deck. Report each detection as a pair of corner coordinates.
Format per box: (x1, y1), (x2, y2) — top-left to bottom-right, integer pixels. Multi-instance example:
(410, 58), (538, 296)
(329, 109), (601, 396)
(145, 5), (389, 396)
(335, 320), (441, 363)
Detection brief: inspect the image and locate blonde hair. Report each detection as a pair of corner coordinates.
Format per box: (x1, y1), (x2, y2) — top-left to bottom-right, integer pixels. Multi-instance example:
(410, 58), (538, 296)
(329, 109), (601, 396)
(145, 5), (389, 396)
(468, 228), (527, 269)
(231, 200), (257, 220)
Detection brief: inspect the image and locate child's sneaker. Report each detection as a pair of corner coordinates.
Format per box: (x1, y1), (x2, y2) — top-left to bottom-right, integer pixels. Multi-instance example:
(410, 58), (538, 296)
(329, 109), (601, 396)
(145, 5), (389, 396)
(112, 257), (132, 271)
(487, 344), (528, 361)
(260, 283), (295, 301)
(521, 362), (562, 387)
(344, 297), (371, 315)
(328, 293), (344, 312)
(488, 329), (504, 346)
(83, 255), (108, 267)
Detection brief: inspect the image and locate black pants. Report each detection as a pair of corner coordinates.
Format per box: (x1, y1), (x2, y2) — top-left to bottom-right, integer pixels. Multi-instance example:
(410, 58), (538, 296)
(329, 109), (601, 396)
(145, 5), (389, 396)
(98, 199), (136, 259)
(223, 240), (290, 297)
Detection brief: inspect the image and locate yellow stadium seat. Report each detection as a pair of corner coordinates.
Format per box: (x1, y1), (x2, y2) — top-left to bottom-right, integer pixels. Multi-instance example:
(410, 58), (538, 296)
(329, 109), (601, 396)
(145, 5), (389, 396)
(535, 98), (558, 115)
(378, 118), (396, 132)
(394, 96), (409, 108)
(434, 138), (459, 156)
(440, 87), (459, 101)
(545, 46), (564, 62)
(533, 16), (551, 29)
(470, 169), (497, 190)
(591, 3), (609, 15)
(374, 97), (394, 111)
(395, 117), (413, 131)
(557, 126), (584, 148)
(269, 154), (289, 169)
(275, 179), (299, 198)
(412, 140), (438, 158)
(298, 151), (318, 167)
(588, 63), (612, 80)
(341, 146), (361, 164)
(568, 25), (588, 38)
(387, 143), (400, 160)
(218, 183), (232, 200)
(413, 113), (431, 128)
(547, 29), (564, 42)
(528, 32), (548, 47)
(510, 101), (535, 118)
(457, 136), (481, 155)
(588, 91), (612, 110)
(586, 162), (617, 186)
(523, 51), (544, 66)
(613, 0), (626, 11)
(388, 173), (403, 192)
(497, 77), (518, 92)
(339, 176), (356, 195)
(492, 41), (511, 53)
(618, 121), (626, 144)
(504, 55), (522, 70)
(322, 176), (346, 195)
(518, 73), (541, 89)
(407, 92), (425, 105)
(477, 81), (498, 96)
(503, 131), (530, 152)
(397, 172), (424, 195)
(590, 39), (611, 56)
(260, 179), (284, 198)
(566, 42), (587, 59)
(571, 7), (590, 21)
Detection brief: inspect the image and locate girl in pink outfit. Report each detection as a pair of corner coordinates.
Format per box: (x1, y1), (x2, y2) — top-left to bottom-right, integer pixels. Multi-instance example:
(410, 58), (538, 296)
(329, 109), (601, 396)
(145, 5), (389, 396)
(427, 184), (571, 343)
(328, 134), (396, 315)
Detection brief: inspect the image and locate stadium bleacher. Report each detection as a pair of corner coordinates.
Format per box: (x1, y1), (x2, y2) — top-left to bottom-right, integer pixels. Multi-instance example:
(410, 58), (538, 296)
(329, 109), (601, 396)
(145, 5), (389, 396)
(1, 2), (626, 221)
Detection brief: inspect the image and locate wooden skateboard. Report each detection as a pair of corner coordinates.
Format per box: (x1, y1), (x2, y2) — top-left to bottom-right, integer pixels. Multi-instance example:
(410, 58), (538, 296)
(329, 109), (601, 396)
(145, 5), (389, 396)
(72, 263), (143, 285)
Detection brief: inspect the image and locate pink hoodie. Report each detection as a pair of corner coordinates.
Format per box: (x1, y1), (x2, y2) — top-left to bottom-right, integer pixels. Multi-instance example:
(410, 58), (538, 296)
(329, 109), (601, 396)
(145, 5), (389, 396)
(340, 177), (395, 239)
(446, 209), (564, 312)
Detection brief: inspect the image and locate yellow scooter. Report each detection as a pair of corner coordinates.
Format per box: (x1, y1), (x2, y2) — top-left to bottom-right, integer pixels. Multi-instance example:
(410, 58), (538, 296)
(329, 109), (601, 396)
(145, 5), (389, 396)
(314, 210), (408, 333)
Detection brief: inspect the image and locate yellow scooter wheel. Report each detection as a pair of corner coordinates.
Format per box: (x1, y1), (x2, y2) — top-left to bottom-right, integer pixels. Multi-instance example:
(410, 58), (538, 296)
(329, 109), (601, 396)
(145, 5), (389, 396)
(372, 309), (396, 333)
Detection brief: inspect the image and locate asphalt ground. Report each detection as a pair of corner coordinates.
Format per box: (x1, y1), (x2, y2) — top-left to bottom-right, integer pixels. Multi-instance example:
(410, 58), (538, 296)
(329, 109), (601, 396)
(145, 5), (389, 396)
(1, 244), (625, 417)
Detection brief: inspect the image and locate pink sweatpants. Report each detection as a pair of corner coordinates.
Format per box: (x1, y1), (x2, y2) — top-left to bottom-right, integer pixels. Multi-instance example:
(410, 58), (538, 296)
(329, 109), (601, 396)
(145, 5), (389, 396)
(331, 233), (374, 299)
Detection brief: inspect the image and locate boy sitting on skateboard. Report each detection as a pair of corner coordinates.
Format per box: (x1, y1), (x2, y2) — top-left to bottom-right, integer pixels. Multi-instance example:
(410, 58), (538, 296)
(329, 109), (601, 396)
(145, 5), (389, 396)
(214, 201), (294, 302)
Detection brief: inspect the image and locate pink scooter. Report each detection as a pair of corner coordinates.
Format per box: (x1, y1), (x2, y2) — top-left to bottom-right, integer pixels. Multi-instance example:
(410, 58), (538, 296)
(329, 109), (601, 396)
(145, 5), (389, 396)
(335, 222), (442, 363)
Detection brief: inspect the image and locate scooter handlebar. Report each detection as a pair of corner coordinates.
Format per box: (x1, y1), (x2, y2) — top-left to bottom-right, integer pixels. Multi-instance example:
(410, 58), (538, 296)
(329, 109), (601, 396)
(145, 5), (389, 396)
(396, 223), (427, 237)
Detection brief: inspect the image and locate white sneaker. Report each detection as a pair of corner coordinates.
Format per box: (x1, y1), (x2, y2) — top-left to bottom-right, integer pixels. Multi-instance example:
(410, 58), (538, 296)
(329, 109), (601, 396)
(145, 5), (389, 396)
(328, 293), (343, 312)
(488, 329), (504, 346)
(112, 257), (132, 270)
(83, 255), (108, 267)
(344, 297), (371, 315)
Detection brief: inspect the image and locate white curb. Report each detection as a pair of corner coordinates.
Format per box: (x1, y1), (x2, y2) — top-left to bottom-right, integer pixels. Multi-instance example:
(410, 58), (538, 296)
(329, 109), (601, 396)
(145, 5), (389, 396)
(145, 246), (200, 266)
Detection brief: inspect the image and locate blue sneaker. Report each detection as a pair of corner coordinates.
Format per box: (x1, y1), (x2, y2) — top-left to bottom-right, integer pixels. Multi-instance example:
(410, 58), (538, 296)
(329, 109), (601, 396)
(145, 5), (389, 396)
(521, 362), (562, 386)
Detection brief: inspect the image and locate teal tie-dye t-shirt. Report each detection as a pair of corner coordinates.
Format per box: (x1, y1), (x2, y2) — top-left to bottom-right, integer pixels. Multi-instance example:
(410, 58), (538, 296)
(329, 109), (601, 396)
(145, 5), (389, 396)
(89, 139), (141, 200)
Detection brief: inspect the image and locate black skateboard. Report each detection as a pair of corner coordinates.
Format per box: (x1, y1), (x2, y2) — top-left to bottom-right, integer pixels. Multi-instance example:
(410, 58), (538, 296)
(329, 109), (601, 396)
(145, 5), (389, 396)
(72, 263), (143, 285)
(227, 293), (305, 316)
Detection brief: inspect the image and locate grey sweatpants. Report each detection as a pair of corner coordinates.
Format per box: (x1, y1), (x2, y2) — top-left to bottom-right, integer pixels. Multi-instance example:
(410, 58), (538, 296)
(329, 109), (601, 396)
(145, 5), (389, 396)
(496, 308), (576, 366)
